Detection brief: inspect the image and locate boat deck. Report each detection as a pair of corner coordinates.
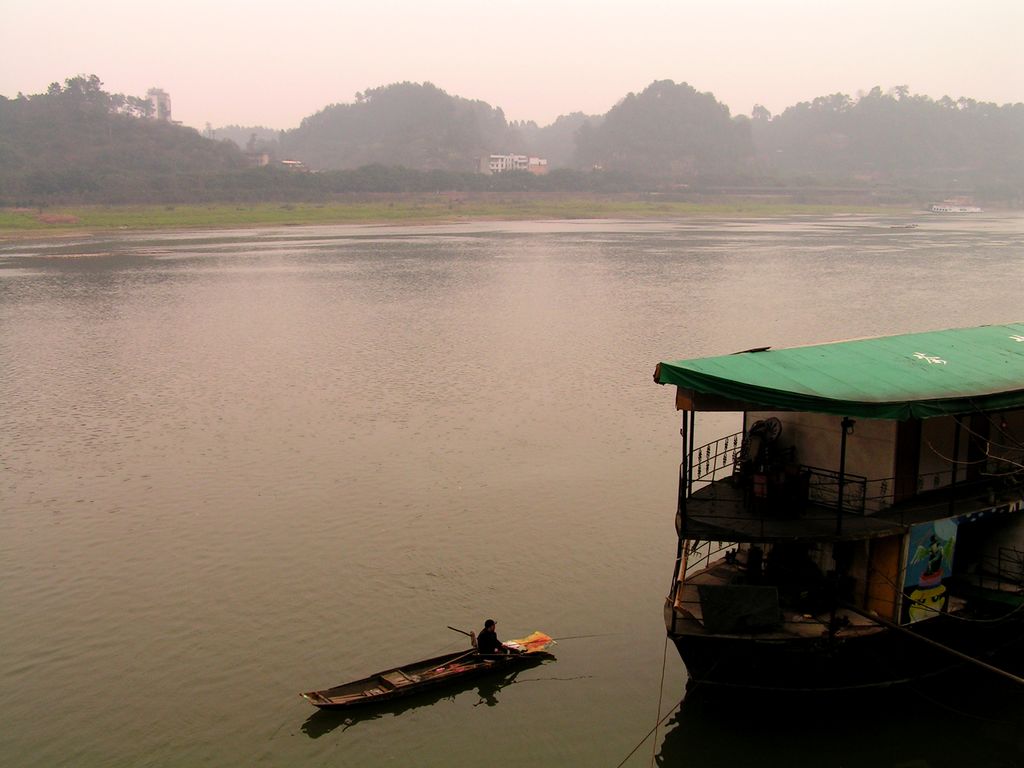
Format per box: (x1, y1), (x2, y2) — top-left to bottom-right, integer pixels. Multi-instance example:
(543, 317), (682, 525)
(671, 559), (881, 640)
(683, 477), (1024, 543)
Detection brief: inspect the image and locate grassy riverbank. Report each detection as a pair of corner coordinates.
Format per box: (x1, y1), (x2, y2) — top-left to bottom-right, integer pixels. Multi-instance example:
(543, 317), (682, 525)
(0, 196), (911, 238)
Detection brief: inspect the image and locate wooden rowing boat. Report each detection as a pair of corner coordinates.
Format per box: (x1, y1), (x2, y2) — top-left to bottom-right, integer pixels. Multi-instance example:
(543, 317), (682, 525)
(300, 631), (555, 710)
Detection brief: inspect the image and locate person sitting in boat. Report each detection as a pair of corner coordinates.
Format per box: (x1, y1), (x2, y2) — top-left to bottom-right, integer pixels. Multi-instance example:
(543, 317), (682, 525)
(476, 619), (521, 655)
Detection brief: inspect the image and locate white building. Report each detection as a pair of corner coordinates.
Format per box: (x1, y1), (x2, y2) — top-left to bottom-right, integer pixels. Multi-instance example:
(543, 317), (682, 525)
(489, 154), (528, 173)
(526, 156), (548, 175)
(482, 154), (549, 175)
(146, 88), (172, 121)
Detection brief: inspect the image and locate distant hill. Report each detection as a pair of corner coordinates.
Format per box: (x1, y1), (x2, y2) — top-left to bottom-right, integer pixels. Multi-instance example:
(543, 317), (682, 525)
(275, 79), (759, 181)
(278, 82), (518, 172)
(1, 75), (1021, 205)
(0, 76), (244, 203)
(213, 125), (281, 152)
(517, 112), (601, 169)
(751, 88), (1024, 196)
(573, 81), (754, 179)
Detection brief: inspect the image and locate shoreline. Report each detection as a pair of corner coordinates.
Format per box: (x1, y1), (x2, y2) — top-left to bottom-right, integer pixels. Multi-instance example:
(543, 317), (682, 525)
(0, 197), (927, 242)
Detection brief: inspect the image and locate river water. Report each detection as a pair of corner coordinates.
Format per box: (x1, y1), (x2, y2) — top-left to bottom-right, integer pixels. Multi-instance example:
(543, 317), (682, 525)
(2, 214), (1023, 767)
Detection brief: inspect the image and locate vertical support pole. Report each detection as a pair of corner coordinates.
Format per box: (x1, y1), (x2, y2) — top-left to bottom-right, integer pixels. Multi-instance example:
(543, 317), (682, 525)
(686, 411), (696, 497)
(678, 412), (689, 515)
(836, 417), (854, 536)
(949, 416), (962, 517)
(829, 416), (855, 640)
(670, 412), (691, 589)
(668, 411), (692, 636)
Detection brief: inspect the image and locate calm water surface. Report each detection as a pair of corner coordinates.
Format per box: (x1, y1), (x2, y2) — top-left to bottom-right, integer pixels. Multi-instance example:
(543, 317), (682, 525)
(2, 215), (1023, 767)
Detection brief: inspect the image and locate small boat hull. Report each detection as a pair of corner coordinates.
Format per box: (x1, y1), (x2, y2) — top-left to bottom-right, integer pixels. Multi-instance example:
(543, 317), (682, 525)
(301, 631), (555, 710)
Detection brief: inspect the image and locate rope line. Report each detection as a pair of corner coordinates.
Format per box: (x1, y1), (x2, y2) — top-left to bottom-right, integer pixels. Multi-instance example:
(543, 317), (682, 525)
(869, 566), (1024, 623)
(845, 604), (1024, 687)
(650, 634), (670, 767)
(612, 697), (684, 768)
(610, 634), (678, 768)
(906, 679), (1015, 724)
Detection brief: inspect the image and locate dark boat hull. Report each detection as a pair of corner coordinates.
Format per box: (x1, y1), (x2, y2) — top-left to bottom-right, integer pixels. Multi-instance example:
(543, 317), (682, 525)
(302, 648), (553, 710)
(671, 612), (1024, 693)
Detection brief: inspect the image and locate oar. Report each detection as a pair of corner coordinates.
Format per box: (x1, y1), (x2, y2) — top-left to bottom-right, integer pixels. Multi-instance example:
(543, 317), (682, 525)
(440, 649), (480, 666)
(448, 625), (481, 651)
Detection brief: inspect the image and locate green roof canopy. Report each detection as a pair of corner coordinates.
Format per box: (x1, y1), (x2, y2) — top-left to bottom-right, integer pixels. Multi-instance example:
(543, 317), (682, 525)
(656, 323), (1024, 420)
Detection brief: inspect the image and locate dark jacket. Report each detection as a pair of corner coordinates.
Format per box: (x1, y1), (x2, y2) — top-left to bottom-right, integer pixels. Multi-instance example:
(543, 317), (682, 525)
(477, 627), (503, 654)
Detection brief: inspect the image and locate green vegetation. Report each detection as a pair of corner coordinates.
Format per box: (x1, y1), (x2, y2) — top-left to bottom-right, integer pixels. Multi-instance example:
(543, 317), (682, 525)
(280, 82), (519, 171)
(574, 80), (753, 177)
(1, 76), (1021, 209)
(0, 197), (904, 237)
(754, 88), (1024, 195)
(0, 76), (244, 204)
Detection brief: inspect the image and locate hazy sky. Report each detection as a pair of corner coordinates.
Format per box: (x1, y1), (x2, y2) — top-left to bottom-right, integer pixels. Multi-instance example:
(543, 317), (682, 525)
(3, 0), (1021, 131)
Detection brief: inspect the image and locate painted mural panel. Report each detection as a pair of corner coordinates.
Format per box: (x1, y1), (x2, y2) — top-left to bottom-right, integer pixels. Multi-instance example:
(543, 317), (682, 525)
(902, 518), (959, 623)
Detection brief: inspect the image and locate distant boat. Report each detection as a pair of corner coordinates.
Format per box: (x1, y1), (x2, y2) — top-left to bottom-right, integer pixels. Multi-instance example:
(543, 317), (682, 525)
(930, 199), (983, 213)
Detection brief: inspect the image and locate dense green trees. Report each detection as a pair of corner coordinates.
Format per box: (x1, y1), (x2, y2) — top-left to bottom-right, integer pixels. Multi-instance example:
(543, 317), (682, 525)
(517, 112), (601, 169)
(213, 125), (281, 153)
(753, 87), (1024, 195)
(0, 76), (1021, 205)
(278, 82), (517, 172)
(0, 75), (245, 203)
(573, 81), (754, 178)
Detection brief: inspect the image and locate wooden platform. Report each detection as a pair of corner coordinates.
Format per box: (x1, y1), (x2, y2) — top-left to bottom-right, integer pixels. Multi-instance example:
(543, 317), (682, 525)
(682, 477), (1024, 543)
(672, 558), (882, 640)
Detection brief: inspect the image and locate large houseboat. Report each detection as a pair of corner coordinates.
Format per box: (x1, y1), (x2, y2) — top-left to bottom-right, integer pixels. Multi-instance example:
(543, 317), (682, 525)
(654, 324), (1024, 693)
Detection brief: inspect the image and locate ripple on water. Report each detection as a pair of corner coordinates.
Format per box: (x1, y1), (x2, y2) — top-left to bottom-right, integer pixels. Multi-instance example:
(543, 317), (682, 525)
(2, 216), (1024, 767)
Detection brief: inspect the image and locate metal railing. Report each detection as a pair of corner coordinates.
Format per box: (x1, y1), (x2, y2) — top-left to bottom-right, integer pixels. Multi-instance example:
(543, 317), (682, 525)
(682, 539), (733, 579)
(977, 546), (1024, 591)
(684, 432), (1016, 518)
(803, 465), (868, 516)
(689, 430), (743, 486)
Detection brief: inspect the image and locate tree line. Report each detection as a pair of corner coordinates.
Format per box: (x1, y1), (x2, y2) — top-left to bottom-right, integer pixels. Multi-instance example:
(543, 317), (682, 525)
(754, 87), (1024, 200)
(1, 76), (1021, 205)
